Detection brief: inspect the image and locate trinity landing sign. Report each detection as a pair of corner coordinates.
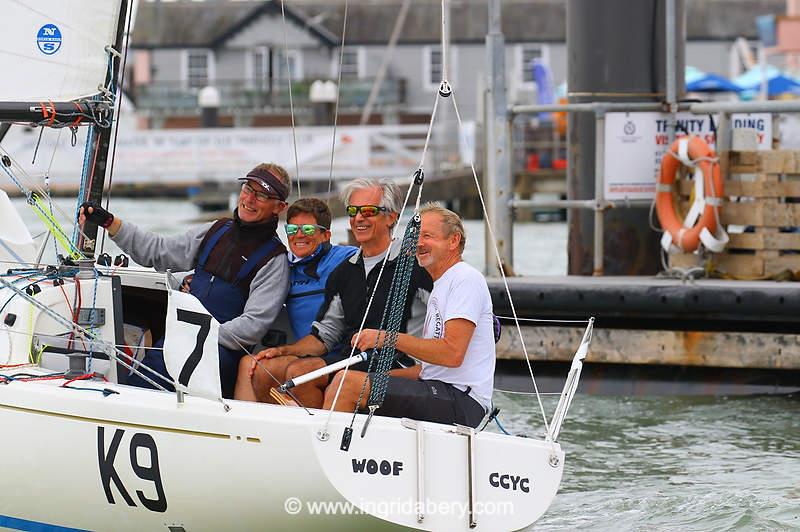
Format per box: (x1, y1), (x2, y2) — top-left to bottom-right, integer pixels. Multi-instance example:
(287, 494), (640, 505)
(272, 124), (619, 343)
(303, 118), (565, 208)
(604, 112), (772, 201)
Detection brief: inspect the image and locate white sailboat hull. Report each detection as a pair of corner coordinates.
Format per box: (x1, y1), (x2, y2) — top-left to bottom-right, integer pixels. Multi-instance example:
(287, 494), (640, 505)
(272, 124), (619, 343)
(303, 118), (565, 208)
(0, 377), (563, 531)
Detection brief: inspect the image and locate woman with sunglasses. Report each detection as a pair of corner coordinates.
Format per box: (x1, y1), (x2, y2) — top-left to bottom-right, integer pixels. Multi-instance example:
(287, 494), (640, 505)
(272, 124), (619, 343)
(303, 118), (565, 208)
(283, 198), (356, 341)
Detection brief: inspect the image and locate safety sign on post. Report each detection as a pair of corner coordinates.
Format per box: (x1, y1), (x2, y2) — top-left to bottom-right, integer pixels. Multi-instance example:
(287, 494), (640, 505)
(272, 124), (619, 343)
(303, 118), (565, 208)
(604, 112), (772, 201)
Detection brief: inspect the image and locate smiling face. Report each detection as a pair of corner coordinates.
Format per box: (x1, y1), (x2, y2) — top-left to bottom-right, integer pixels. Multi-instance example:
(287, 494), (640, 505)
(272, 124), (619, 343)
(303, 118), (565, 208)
(287, 212), (330, 258)
(347, 186), (396, 255)
(416, 212), (461, 279)
(238, 179), (286, 223)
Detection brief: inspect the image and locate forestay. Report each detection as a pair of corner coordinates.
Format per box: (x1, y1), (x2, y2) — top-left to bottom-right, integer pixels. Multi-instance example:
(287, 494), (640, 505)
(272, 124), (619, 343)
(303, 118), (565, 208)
(0, 1), (121, 102)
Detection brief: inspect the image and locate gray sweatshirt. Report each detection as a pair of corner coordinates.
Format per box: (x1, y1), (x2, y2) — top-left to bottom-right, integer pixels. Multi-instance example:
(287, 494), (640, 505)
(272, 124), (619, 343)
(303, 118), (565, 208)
(112, 220), (289, 350)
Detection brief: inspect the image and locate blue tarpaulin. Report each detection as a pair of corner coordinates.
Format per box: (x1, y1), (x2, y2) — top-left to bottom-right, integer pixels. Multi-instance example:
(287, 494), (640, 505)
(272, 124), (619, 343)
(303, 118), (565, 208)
(734, 66), (800, 96)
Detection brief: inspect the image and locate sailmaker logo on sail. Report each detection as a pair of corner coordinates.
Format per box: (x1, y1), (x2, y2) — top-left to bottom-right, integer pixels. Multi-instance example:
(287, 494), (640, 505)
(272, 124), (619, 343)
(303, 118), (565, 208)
(36, 24), (62, 55)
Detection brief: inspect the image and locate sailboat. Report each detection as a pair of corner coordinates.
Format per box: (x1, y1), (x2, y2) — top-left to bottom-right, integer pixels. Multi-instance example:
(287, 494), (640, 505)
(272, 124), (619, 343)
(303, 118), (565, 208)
(0, 1), (592, 530)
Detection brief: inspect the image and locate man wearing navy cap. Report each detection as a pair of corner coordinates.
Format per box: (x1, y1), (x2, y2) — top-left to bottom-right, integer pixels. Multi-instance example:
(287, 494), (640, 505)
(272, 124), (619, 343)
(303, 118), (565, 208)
(80, 163), (291, 398)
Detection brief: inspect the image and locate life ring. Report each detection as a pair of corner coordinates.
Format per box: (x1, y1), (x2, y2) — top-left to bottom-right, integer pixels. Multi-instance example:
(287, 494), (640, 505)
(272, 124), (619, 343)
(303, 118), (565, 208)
(656, 136), (726, 253)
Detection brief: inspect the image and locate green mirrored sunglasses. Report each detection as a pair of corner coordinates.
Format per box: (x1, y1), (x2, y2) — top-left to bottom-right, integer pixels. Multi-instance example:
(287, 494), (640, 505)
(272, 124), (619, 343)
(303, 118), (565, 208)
(285, 223), (327, 236)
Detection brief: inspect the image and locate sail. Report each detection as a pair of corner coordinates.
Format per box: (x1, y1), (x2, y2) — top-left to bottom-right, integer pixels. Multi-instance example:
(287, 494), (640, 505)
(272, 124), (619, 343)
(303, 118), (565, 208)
(0, 1), (122, 102)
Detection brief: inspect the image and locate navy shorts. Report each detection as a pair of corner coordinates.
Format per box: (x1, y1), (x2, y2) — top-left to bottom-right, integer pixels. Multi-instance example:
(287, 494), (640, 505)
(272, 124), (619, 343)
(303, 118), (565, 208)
(368, 377), (486, 428)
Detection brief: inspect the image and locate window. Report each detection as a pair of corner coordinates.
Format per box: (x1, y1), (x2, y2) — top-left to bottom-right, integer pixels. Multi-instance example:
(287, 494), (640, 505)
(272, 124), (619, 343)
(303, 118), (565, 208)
(250, 47), (269, 90)
(184, 49), (214, 89)
(516, 44), (550, 90)
(334, 47), (364, 80)
(423, 46), (457, 90)
(274, 49), (303, 81)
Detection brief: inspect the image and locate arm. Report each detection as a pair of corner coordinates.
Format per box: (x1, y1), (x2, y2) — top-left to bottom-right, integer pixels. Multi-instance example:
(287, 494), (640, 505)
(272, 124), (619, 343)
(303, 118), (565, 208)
(218, 255), (289, 350)
(111, 219), (214, 273)
(249, 289), (345, 365)
(353, 318), (476, 368)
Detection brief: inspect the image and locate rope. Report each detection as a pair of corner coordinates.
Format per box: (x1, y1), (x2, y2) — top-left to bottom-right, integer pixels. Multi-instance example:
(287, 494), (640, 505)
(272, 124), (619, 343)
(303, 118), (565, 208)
(495, 316), (591, 324)
(0, 275), (170, 392)
(322, 92), (442, 435)
(279, 0), (302, 198)
(366, 215), (420, 407)
(326, 0), (349, 204)
(44, 128), (63, 260)
(0, 146), (92, 247)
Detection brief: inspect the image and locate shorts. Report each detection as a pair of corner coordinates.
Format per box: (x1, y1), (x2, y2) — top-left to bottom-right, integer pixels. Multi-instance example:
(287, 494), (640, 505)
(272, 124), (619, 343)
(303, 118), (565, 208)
(367, 377), (486, 428)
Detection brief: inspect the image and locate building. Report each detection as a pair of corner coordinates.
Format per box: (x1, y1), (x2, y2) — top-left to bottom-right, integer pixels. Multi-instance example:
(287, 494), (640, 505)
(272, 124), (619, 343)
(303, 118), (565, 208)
(130, 0), (788, 129)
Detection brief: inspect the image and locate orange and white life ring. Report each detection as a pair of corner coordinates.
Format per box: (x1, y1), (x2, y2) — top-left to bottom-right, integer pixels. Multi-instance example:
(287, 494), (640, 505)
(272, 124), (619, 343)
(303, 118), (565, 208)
(656, 136), (728, 253)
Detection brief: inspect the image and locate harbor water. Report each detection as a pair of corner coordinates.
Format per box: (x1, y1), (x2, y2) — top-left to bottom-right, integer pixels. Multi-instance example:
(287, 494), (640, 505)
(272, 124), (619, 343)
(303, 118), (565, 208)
(11, 198), (800, 531)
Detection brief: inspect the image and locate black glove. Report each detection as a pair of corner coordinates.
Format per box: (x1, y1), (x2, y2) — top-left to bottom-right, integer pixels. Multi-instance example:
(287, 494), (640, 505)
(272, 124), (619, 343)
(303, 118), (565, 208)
(80, 201), (114, 229)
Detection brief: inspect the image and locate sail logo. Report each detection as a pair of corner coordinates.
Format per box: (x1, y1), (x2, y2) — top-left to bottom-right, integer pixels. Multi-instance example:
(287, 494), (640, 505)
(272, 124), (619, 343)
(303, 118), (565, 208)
(36, 24), (62, 55)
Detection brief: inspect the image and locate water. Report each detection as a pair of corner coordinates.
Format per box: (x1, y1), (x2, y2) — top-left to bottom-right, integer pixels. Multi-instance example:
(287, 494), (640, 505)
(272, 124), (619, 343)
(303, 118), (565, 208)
(9, 198), (800, 530)
(495, 393), (800, 531)
(10, 197), (568, 276)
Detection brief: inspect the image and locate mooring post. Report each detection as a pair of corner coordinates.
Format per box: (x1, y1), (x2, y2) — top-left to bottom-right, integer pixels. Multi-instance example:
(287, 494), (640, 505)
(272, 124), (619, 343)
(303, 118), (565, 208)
(484, 0), (513, 276)
(593, 110), (605, 276)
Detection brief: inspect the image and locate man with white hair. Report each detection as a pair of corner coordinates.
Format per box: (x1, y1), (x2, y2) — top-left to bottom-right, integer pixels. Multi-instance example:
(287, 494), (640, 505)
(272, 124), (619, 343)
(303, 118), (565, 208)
(325, 204), (494, 428)
(235, 178), (432, 407)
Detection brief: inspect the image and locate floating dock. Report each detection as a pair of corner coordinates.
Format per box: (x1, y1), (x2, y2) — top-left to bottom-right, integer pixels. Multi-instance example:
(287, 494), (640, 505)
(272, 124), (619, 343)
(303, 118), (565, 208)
(489, 276), (800, 395)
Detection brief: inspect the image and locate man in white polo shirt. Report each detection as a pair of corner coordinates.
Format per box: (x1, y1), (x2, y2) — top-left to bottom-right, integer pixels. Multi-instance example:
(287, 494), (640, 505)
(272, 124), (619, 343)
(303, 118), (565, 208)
(324, 203), (494, 427)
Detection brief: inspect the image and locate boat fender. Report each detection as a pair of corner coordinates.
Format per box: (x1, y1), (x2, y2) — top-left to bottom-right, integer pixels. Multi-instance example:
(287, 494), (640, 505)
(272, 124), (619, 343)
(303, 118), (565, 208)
(113, 254), (129, 267)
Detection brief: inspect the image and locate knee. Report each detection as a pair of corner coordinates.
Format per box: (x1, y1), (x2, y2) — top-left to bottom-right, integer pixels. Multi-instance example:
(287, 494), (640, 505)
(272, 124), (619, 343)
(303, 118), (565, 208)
(237, 355), (252, 374)
(285, 357), (324, 380)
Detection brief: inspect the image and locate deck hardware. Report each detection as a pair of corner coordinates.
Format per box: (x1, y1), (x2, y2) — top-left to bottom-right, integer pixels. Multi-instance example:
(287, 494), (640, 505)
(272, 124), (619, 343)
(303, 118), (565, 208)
(401, 419), (426, 523)
(453, 424), (477, 528)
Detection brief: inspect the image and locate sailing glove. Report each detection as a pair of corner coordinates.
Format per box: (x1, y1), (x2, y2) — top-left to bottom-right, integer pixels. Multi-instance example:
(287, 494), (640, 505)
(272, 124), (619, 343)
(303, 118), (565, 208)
(80, 201), (114, 228)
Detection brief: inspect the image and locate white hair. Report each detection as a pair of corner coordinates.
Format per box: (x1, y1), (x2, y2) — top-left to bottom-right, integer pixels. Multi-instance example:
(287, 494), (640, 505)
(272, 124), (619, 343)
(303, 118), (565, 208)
(340, 178), (402, 214)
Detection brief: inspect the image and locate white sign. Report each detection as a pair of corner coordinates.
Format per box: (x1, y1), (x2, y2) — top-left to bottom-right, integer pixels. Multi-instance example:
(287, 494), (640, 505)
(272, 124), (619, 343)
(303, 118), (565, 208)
(604, 112), (772, 200)
(2, 124), (369, 185)
(163, 288), (221, 399)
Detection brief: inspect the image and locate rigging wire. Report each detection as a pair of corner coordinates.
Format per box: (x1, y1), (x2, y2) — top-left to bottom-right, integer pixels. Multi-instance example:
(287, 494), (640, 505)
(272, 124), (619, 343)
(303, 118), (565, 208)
(326, 0), (349, 203)
(322, 92), (441, 435)
(100, 2), (135, 256)
(449, 88), (551, 437)
(280, 0), (302, 198)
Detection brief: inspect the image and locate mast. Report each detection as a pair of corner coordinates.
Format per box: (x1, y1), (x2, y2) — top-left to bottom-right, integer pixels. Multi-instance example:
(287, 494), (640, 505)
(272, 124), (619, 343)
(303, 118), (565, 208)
(79, 0), (131, 257)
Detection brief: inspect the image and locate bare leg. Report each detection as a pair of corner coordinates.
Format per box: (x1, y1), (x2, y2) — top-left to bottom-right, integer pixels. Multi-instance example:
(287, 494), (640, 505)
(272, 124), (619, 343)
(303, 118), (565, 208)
(324, 370), (371, 412)
(234, 355), (297, 403)
(284, 357), (328, 409)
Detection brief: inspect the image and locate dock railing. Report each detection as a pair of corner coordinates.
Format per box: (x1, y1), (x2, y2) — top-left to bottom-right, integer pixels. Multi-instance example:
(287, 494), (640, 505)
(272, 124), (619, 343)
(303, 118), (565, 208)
(507, 99), (800, 275)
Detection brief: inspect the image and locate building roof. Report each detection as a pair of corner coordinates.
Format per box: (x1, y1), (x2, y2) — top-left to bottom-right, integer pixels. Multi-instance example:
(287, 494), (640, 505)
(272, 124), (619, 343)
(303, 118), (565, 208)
(132, 0), (338, 48)
(132, 0), (787, 48)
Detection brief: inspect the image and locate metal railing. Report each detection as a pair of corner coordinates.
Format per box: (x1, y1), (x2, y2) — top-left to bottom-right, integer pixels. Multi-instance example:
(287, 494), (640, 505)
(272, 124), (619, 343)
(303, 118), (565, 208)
(132, 78), (407, 112)
(508, 99), (800, 275)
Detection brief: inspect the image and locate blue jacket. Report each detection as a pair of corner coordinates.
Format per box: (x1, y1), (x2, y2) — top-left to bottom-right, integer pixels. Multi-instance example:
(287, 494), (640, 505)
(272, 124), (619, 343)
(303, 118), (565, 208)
(287, 242), (357, 339)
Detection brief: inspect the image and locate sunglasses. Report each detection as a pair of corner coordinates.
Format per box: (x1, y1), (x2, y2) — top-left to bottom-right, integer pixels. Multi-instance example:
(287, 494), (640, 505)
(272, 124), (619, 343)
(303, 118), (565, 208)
(242, 182), (281, 203)
(345, 204), (387, 218)
(285, 223), (327, 236)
